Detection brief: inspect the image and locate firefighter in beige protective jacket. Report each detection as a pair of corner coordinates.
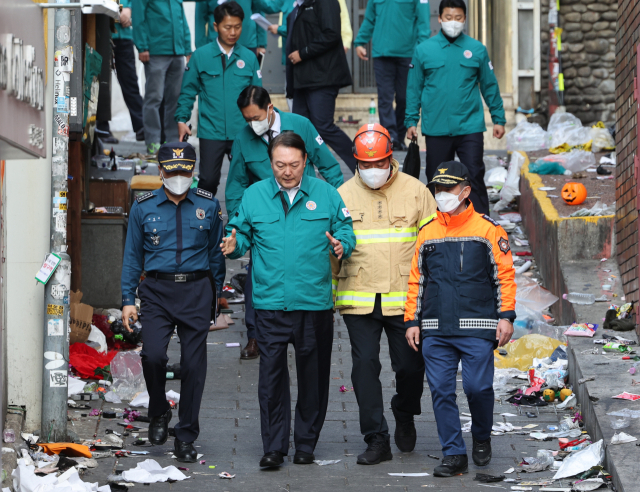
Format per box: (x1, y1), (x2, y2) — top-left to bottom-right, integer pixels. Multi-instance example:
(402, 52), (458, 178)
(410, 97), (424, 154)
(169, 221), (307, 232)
(333, 123), (437, 466)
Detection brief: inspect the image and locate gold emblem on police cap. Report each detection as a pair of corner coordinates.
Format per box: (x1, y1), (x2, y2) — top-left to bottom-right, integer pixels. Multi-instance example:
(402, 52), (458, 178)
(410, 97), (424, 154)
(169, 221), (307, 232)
(172, 148), (184, 159)
(196, 208), (205, 220)
(438, 168), (447, 174)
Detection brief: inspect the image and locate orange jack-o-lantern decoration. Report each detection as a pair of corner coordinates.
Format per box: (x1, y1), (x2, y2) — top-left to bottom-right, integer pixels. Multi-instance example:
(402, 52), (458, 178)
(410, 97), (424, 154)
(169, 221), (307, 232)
(561, 182), (587, 205)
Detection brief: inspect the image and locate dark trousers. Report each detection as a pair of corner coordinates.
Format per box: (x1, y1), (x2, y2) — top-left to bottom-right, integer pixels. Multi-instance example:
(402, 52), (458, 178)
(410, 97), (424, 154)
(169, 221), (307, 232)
(425, 133), (489, 215)
(293, 86), (357, 173)
(198, 138), (233, 198)
(138, 276), (213, 443)
(114, 39), (144, 132)
(244, 261), (256, 339)
(343, 295), (424, 442)
(373, 57), (411, 143)
(423, 336), (495, 456)
(255, 309), (333, 454)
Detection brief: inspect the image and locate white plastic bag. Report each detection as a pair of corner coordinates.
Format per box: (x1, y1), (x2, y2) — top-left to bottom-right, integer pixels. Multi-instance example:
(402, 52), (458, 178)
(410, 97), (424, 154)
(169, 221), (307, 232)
(553, 440), (604, 479)
(515, 274), (559, 312)
(553, 150), (596, 172)
(548, 112), (587, 148)
(591, 127), (615, 153)
(85, 325), (107, 354)
(484, 166), (508, 187)
(111, 351), (146, 401)
(506, 120), (549, 152)
(493, 152), (525, 211)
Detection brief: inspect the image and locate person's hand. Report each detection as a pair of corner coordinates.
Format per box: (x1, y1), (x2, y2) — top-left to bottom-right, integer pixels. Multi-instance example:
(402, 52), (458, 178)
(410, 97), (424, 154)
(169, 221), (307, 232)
(120, 7), (132, 28)
(186, 54), (191, 64)
(405, 327), (420, 352)
(344, 46), (349, 53)
(496, 319), (514, 347)
(178, 122), (191, 142)
(139, 51), (150, 63)
(267, 24), (279, 35)
(493, 124), (505, 139)
(288, 50), (302, 64)
(122, 305), (138, 333)
(221, 229), (237, 256)
(406, 126), (418, 141)
(257, 47), (267, 56)
(356, 46), (368, 61)
(218, 297), (229, 309)
(326, 232), (343, 259)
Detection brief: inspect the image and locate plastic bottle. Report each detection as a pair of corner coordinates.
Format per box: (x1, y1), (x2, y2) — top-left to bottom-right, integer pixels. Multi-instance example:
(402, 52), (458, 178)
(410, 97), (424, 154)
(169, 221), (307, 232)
(368, 98), (377, 124)
(564, 292), (596, 305)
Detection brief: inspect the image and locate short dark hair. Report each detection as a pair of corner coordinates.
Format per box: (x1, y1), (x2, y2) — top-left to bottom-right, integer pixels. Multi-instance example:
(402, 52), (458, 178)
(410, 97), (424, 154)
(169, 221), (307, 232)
(214, 1), (244, 24)
(268, 132), (307, 161)
(439, 0), (466, 16)
(237, 85), (271, 110)
(460, 179), (471, 189)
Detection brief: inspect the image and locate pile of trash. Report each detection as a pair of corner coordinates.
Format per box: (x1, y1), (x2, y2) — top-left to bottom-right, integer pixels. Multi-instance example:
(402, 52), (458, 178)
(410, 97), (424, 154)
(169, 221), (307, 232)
(484, 152), (525, 212)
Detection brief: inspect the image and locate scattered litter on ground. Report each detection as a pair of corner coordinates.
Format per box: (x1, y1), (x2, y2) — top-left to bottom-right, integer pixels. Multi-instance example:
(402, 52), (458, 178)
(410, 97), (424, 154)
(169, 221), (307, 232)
(610, 432), (636, 444)
(121, 459), (189, 483)
(553, 440), (604, 480)
(218, 472), (235, 479)
(388, 472), (430, 477)
(313, 460), (341, 466)
(474, 473), (505, 483)
(13, 459), (110, 492)
(612, 392), (640, 401)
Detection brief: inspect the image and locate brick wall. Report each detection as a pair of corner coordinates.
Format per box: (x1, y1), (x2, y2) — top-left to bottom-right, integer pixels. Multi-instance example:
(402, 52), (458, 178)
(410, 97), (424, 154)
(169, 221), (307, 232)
(615, 0), (639, 314)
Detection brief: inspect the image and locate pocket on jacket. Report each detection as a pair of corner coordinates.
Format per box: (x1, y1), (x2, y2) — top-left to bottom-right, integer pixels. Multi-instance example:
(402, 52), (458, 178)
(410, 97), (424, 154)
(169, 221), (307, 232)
(459, 284), (495, 318)
(420, 283), (439, 319)
(189, 218), (211, 247)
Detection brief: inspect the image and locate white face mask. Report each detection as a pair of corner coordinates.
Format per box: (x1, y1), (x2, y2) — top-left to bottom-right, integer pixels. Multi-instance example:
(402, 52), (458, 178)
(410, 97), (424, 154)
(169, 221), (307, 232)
(162, 174), (193, 195)
(441, 20), (465, 38)
(435, 189), (464, 213)
(359, 167), (390, 189)
(249, 106), (272, 136)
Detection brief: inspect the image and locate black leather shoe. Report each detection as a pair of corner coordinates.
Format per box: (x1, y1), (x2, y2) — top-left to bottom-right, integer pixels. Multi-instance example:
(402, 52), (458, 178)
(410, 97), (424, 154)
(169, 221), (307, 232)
(148, 409), (172, 445)
(241, 338), (260, 360)
(135, 128), (145, 141)
(357, 435), (393, 465)
(293, 450), (315, 464)
(391, 396), (417, 452)
(98, 132), (119, 144)
(433, 454), (468, 477)
(472, 437), (492, 466)
(174, 438), (198, 463)
(260, 451), (285, 468)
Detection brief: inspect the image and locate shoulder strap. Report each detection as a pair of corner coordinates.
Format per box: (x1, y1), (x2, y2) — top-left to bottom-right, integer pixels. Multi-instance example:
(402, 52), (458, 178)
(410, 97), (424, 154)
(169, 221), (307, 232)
(136, 192), (154, 203)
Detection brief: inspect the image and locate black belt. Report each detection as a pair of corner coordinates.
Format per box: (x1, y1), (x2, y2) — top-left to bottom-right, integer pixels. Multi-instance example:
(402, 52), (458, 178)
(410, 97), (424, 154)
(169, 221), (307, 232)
(146, 271), (209, 283)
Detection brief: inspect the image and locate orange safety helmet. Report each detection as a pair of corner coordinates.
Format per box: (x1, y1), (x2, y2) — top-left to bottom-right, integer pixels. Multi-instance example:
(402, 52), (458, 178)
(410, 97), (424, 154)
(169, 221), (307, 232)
(352, 123), (393, 162)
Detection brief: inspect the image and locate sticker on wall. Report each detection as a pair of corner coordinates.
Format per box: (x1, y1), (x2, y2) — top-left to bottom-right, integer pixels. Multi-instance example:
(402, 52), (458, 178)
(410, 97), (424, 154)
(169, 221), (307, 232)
(48, 319), (64, 337)
(49, 370), (68, 388)
(56, 25), (70, 44)
(47, 304), (64, 316)
(36, 253), (62, 285)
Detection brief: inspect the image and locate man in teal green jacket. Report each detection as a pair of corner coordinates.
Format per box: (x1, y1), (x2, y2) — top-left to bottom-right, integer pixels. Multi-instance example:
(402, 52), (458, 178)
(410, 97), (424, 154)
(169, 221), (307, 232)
(195, 0), (280, 53)
(354, 0), (430, 150)
(221, 132), (355, 468)
(175, 1), (262, 198)
(405, 0), (505, 215)
(226, 84), (343, 360)
(133, 0), (194, 153)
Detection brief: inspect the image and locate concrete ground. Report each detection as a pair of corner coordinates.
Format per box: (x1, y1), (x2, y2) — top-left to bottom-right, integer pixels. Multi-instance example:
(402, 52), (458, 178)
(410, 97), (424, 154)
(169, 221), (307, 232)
(70, 137), (576, 490)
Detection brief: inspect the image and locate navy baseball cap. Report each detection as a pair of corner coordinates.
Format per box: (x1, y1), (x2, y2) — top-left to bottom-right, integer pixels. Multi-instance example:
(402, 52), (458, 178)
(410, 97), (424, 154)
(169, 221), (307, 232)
(158, 142), (196, 172)
(429, 161), (471, 188)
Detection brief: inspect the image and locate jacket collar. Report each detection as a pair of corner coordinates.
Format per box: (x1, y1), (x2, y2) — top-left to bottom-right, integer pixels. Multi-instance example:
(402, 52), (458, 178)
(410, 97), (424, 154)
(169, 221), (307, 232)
(435, 30), (467, 49)
(437, 201), (475, 227)
(269, 171), (310, 200)
(354, 158), (400, 191)
(156, 186), (194, 205)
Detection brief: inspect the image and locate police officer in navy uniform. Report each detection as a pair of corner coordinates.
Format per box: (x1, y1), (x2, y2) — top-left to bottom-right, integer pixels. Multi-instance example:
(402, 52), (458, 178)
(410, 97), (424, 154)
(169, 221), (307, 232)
(121, 142), (225, 462)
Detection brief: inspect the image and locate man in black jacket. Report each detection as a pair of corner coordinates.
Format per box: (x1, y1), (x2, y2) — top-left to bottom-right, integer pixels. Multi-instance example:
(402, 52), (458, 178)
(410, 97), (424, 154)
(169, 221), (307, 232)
(286, 0), (357, 173)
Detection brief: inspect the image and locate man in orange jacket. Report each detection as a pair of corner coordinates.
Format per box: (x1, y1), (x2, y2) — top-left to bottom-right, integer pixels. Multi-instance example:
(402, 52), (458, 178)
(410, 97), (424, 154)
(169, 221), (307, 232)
(404, 161), (516, 477)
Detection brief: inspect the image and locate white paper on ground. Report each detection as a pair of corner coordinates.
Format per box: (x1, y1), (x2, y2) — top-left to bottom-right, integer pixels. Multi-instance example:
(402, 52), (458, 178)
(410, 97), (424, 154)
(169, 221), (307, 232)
(226, 343), (241, 347)
(611, 432), (637, 444)
(504, 467), (515, 474)
(130, 390), (181, 408)
(68, 376), (86, 396)
(501, 413), (518, 417)
(553, 440), (604, 480)
(12, 459), (111, 491)
(171, 453), (203, 460)
(388, 472), (430, 477)
(121, 459), (189, 483)
(313, 460), (341, 466)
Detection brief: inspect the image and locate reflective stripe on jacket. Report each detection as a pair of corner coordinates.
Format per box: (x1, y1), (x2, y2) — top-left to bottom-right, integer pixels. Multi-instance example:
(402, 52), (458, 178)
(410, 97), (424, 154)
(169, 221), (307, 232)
(332, 159), (437, 316)
(404, 203), (516, 342)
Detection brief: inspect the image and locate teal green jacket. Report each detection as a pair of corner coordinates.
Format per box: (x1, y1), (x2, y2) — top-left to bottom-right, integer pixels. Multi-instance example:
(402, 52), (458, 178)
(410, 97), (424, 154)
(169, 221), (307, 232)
(113, 0), (133, 40)
(225, 109), (344, 217)
(132, 0), (193, 56)
(195, 0), (281, 50)
(354, 0), (430, 58)
(405, 31), (506, 137)
(226, 174), (355, 311)
(175, 43), (262, 141)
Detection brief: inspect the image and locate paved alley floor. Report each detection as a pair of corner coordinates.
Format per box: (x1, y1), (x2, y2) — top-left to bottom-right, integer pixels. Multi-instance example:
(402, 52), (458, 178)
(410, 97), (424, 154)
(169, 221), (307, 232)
(75, 137), (574, 490)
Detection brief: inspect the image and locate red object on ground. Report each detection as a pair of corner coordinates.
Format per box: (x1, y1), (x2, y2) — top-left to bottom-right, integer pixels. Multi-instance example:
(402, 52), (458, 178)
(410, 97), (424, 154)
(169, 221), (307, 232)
(516, 252), (533, 256)
(69, 343), (118, 379)
(92, 314), (138, 351)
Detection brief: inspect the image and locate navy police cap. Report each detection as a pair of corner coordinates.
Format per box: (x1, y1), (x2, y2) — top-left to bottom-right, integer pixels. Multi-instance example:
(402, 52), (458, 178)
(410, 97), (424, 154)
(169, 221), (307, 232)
(158, 142), (196, 172)
(429, 160), (471, 188)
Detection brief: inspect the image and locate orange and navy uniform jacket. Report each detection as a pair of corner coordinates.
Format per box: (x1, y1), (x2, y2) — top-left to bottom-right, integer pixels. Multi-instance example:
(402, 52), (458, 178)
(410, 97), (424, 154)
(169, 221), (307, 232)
(404, 202), (516, 342)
